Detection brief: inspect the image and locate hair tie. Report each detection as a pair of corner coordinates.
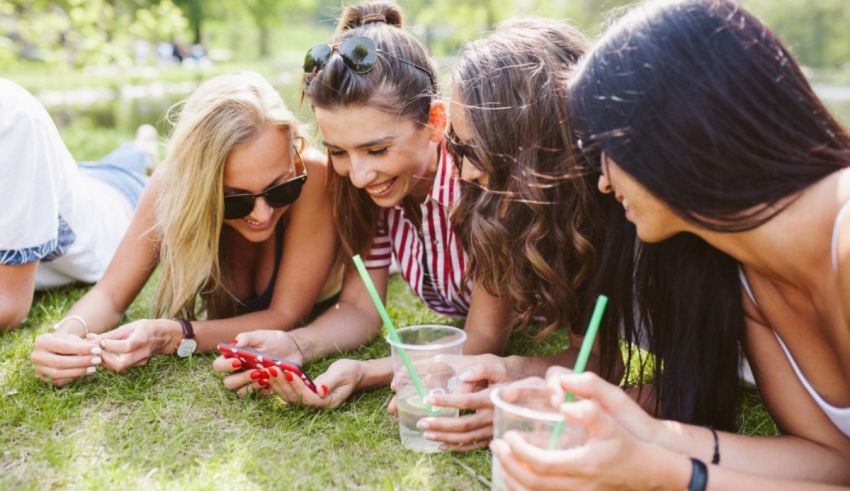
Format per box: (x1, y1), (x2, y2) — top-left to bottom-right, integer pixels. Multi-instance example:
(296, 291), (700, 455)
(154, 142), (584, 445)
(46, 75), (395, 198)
(361, 13), (387, 24)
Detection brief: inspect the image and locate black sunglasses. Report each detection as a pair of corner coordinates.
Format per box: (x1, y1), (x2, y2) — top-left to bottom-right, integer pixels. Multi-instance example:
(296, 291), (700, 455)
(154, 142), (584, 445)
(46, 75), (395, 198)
(223, 146), (307, 220)
(303, 36), (435, 87)
(445, 126), (483, 175)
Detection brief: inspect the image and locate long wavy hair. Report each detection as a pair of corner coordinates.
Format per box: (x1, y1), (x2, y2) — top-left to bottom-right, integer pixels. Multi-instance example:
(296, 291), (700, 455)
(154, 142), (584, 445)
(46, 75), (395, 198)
(155, 71), (307, 320)
(301, 1), (438, 259)
(450, 19), (609, 352)
(569, 0), (850, 429)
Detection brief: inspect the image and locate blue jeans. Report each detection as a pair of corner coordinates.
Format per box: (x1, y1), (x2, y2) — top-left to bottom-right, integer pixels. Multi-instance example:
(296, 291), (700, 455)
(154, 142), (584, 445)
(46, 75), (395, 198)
(78, 142), (149, 208)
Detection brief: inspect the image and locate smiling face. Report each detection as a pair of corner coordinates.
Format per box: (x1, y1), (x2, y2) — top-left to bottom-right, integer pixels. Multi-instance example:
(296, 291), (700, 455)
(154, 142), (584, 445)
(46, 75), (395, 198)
(222, 124), (298, 242)
(598, 153), (687, 242)
(448, 91), (489, 188)
(315, 104), (442, 208)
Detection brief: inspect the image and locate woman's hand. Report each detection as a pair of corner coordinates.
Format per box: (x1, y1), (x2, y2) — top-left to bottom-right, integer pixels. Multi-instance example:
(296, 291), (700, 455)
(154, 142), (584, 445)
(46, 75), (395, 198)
(31, 330), (103, 387)
(491, 371), (685, 490)
(545, 368), (663, 444)
(92, 319), (180, 372)
(231, 329), (305, 364)
(265, 358), (361, 409)
(211, 329), (306, 397)
(387, 354), (519, 451)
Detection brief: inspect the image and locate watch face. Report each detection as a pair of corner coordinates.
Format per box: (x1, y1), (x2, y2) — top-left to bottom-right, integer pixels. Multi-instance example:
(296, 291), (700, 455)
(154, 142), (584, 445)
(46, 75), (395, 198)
(177, 338), (197, 358)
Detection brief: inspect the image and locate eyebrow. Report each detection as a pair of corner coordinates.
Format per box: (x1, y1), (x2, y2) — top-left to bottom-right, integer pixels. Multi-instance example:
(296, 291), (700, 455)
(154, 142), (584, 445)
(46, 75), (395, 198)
(223, 169), (292, 194)
(322, 136), (395, 150)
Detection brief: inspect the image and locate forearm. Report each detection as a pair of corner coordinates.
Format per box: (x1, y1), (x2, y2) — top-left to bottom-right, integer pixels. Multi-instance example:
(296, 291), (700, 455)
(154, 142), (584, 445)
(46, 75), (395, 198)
(656, 422), (850, 485)
(287, 301), (381, 362)
(64, 288), (125, 335)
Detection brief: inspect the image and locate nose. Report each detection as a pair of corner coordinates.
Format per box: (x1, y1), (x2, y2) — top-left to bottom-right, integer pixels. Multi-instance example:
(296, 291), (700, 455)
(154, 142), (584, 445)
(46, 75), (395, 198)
(598, 172), (612, 194)
(247, 196), (275, 223)
(348, 156), (378, 189)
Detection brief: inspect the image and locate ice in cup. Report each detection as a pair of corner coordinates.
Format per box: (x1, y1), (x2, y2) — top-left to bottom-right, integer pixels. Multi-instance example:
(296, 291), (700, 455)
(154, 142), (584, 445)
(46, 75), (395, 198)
(490, 380), (587, 490)
(386, 324), (467, 453)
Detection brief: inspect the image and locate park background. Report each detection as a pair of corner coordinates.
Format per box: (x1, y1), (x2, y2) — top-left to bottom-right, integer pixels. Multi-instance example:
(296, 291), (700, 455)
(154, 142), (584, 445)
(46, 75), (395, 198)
(1, 0), (849, 489)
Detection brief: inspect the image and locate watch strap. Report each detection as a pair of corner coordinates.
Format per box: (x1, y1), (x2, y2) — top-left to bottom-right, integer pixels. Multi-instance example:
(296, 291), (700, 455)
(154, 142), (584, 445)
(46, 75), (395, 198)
(176, 319), (195, 340)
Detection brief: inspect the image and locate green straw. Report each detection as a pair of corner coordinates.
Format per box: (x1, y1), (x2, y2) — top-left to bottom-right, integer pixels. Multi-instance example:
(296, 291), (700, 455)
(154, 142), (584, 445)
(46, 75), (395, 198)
(351, 254), (431, 407)
(548, 294), (608, 449)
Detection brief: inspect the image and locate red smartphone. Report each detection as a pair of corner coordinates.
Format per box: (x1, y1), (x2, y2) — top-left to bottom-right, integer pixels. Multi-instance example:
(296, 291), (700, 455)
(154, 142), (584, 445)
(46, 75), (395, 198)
(217, 343), (317, 394)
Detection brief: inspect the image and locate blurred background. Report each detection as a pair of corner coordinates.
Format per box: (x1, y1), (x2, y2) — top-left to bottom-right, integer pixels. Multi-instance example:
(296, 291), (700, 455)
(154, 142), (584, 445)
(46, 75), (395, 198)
(2, 0), (849, 159)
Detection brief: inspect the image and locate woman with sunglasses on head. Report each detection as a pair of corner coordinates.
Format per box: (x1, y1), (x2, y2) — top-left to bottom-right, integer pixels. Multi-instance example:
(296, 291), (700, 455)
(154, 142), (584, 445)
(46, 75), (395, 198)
(31, 71), (340, 386)
(215, 2), (515, 406)
(493, 1), (850, 489)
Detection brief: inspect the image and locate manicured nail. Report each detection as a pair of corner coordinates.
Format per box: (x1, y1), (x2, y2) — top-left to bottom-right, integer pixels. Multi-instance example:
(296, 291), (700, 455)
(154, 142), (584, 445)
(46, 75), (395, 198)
(231, 360), (242, 369)
(250, 370), (260, 380)
(86, 366), (97, 374)
(230, 339), (238, 345)
(423, 432), (436, 440)
(417, 419), (431, 430)
(91, 346), (102, 355)
(259, 370), (269, 379)
(91, 356), (102, 365)
(321, 384), (328, 396)
(258, 379), (270, 388)
(269, 367), (278, 377)
(284, 371), (293, 382)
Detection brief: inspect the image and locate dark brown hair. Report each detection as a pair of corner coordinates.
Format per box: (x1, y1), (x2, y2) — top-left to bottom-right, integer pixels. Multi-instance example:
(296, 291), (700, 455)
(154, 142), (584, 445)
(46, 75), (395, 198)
(569, 0), (850, 428)
(302, 1), (438, 258)
(451, 18), (608, 345)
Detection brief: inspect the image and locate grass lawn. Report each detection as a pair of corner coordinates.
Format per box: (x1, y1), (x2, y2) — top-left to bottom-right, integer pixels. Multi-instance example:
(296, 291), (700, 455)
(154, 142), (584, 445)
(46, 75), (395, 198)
(0, 274), (779, 490)
(0, 104), (779, 491)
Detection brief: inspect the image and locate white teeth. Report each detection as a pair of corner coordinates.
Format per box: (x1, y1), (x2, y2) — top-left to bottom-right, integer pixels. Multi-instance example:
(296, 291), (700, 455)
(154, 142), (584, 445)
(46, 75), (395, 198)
(366, 178), (394, 196)
(622, 200), (630, 211)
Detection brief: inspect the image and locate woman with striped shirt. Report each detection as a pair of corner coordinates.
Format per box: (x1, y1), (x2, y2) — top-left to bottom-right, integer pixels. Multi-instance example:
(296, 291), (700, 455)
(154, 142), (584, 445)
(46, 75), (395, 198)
(214, 2), (512, 403)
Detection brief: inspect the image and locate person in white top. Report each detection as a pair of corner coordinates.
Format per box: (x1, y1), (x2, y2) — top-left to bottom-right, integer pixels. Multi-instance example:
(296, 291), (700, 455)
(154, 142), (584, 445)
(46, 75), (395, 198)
(0, 78), (149, 330)
(492, 1), (850, 490)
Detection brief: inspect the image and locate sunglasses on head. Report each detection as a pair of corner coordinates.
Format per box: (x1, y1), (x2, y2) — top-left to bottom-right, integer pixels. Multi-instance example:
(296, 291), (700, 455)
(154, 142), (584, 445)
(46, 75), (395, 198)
(446, 126), (484, 175)
(303, 36), (435, 87)
(223, 145), (307, 220)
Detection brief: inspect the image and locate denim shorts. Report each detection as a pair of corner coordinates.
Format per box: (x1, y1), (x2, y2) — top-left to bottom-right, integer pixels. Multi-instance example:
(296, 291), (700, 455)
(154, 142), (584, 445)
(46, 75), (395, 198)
(78, 142), (149, 208)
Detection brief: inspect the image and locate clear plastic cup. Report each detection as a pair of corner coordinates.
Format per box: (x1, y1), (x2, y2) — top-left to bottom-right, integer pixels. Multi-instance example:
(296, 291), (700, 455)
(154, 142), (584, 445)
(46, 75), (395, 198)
(490, 380), (587, 490)
(386, 324), (467, 453)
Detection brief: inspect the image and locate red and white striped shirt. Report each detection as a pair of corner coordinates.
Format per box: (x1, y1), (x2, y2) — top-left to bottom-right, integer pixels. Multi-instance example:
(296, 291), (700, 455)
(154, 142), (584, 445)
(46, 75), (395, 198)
(365, 142), (471, 317)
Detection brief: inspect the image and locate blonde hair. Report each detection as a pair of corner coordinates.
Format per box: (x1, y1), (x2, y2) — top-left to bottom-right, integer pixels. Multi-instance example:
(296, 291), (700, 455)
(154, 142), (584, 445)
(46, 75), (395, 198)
(154, 71), (306, 320)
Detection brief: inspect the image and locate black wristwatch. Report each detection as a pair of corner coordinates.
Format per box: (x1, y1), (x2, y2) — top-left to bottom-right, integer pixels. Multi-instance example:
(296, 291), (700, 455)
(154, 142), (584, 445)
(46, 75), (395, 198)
(175, 319), (197, 358)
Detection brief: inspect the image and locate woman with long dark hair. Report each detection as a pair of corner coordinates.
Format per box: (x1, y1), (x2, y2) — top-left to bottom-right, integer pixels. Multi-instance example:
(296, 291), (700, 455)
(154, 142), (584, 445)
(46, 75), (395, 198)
(493, 0), (850, 488)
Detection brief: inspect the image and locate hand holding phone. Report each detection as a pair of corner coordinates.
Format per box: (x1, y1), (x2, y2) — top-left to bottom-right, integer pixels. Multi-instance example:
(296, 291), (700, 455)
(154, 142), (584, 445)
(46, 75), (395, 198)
(217, 343), (317, 393)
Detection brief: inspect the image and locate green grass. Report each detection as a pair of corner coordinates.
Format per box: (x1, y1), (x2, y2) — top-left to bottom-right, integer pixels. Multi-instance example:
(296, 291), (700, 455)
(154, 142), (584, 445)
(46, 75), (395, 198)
(0, 274), (779, 490)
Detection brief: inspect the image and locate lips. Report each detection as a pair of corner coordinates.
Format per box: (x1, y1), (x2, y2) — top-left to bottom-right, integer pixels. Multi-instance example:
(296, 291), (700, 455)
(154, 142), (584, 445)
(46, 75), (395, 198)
(365, 177), (396, 197)
(243, 217), (274, 231)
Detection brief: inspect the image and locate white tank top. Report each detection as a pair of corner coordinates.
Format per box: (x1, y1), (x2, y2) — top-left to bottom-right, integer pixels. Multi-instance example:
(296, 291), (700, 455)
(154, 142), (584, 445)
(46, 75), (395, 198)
(738, 199), (850, 437)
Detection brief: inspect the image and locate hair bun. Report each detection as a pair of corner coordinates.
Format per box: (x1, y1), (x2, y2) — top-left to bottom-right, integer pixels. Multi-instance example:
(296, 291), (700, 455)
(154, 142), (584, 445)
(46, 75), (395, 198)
(337, 1), (404, 32)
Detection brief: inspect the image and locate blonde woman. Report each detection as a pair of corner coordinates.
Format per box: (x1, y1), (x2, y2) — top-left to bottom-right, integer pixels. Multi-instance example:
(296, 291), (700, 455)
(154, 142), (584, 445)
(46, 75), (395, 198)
(30, 72), (340, 387)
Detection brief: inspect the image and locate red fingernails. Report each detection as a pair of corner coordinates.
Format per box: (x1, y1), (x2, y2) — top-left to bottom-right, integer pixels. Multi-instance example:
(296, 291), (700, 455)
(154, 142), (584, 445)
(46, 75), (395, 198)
(284, 371), (293, 382)
(258, 379), (270, 388)
(250, 370), (261, 380)
(321, 384), (329, 396)
(231, 360), (242, 369)
(269, 367), (278, 377)
(260, 370), (269, 378)
(230, 339), (238, 345)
